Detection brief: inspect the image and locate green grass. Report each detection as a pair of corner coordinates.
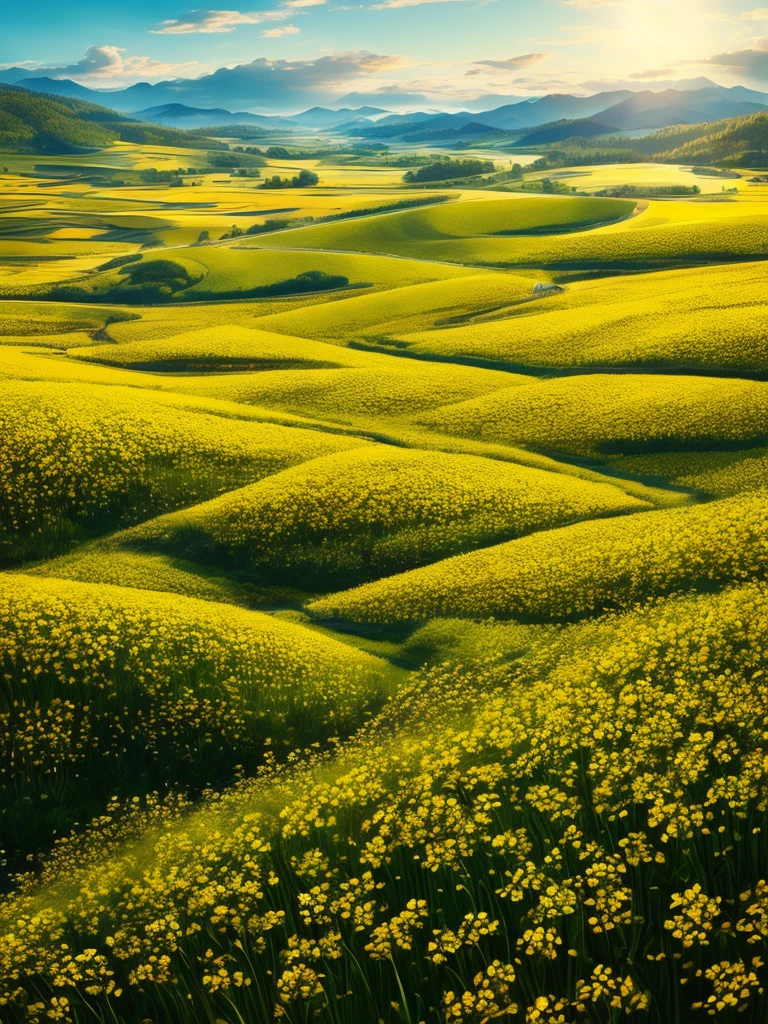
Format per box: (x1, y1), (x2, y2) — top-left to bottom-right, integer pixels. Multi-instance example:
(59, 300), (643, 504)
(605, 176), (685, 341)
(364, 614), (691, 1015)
(253, 194), (635, 261)
(248, 271), (533, 342)
(254, 196), (768, 271)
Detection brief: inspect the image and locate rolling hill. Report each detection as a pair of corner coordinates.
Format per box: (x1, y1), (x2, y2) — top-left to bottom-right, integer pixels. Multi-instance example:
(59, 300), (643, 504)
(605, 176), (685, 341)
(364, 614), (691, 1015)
(511, 116), (617, 145)
(0, 84), (118, 153)
(5, 51), (768, 1024)
(595, 87), (768, 131)
(660, 110), (768, 165)
(355, 82), (768, 142)
(0, 84), (231, 153)
(524, 110), (768, 168)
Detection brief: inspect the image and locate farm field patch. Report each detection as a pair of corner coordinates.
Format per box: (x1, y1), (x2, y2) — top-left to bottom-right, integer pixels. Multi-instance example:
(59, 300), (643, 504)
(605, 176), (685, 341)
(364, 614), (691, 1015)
(254, 190), (768, 270)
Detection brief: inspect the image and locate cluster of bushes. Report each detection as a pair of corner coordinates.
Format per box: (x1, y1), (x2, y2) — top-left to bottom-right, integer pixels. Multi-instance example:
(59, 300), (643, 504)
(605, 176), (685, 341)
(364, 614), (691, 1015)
(510, 176), (577, 195)
(594, 184), (701, 197)
(137, 153), (267, 185)
(42, 259), (203, 304)
(186, 125), (269, 140)
(18, 260), (348, 304)
(403, 156), (495, 182)
(96, 253), (142, 272)
(370, 154), (432, 168)
(206, 150), (266, 169)
(318, 194), (451, 222)
(231, 144), (385, 160)
(139, 168), (185, 185)
(691, 166), (741, 178)
(186, 269), (350, 301)
(258, 169), (320, 189)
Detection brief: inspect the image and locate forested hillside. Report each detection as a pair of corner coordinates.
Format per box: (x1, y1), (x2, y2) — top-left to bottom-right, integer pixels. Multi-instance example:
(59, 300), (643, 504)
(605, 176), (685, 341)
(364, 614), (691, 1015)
(0, 85), (224, 153)
(0, 85), (117, 152)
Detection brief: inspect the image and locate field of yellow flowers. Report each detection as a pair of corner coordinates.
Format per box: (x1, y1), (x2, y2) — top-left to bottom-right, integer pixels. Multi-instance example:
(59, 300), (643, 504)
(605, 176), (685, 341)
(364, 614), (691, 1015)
(1, 157), (768, 1024)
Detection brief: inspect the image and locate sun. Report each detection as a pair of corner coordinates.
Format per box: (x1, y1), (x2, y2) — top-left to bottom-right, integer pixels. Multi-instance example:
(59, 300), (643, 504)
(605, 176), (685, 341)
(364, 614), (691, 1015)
(612, 0), (720, 70)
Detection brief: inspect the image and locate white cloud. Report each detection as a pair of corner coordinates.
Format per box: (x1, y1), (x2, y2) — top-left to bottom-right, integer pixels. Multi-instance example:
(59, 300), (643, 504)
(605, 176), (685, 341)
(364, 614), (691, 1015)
(9, 45), (200, 83)
(151, 9), (291, 33)
(0, 60), (42, 70)
(60, 44), (126, 75)
(372, 0), (471, 9)
(283, 0), (325, 6)
(741, 7), (768, 19)
(473, 53), (548, 72)
(263, 23), (300, 34)
(698, 37), (768, 75)
(629, 66), (676, 79)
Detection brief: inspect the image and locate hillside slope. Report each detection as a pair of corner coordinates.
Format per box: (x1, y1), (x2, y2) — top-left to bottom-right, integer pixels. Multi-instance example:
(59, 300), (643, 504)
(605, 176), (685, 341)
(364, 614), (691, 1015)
(0, 84), (117, 152)
(661, 110), (768, 164)
(0, 84), (222, 153)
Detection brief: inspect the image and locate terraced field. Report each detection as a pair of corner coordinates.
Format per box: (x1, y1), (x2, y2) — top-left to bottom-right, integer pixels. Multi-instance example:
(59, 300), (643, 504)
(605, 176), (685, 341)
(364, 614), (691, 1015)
(2, 143), (768, 1024)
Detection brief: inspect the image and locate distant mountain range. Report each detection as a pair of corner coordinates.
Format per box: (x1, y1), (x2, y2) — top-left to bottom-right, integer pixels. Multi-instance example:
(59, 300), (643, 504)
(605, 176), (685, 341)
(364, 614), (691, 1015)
(3, 80), (767, 167)
(3, 70), (768, 154)
(2, 64), (767, 139)
(134, 103), (291, 130)
(352, 84), (768, 143)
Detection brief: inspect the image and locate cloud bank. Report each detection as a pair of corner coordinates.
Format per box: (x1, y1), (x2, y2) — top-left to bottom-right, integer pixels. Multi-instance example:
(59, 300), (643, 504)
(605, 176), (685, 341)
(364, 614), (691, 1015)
(4, 45), (198, 84)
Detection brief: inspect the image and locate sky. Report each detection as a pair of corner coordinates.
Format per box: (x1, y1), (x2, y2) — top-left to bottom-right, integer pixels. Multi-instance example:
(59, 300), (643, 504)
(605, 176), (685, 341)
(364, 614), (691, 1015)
(3, 0), (768, 110)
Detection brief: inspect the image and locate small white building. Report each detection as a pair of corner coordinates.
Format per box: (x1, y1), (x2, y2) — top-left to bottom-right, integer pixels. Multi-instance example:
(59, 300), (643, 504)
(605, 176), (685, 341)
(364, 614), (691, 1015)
(532, 282), (564, 296)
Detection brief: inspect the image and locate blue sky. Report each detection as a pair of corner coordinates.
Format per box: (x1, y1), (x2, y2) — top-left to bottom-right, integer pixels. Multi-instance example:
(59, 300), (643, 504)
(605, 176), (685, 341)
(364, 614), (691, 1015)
(3, 0), (768, 109)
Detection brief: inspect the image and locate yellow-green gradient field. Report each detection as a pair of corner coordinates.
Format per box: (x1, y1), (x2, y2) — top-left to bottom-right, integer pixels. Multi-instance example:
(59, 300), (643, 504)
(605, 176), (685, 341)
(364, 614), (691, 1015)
(2, 134), (768, 1024)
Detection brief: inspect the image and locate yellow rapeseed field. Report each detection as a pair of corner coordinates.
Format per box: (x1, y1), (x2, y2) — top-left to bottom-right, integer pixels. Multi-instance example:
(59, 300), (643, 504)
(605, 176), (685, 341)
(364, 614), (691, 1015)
(398, 260), (768, 373)
(122, 445), (648, 586)
(0, 381), (369, 561)
(419, 373), (768, 456)
(2, 152), (768, 1024)
(309, 489), (768, 623)
(1, 582), (767, 1022)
